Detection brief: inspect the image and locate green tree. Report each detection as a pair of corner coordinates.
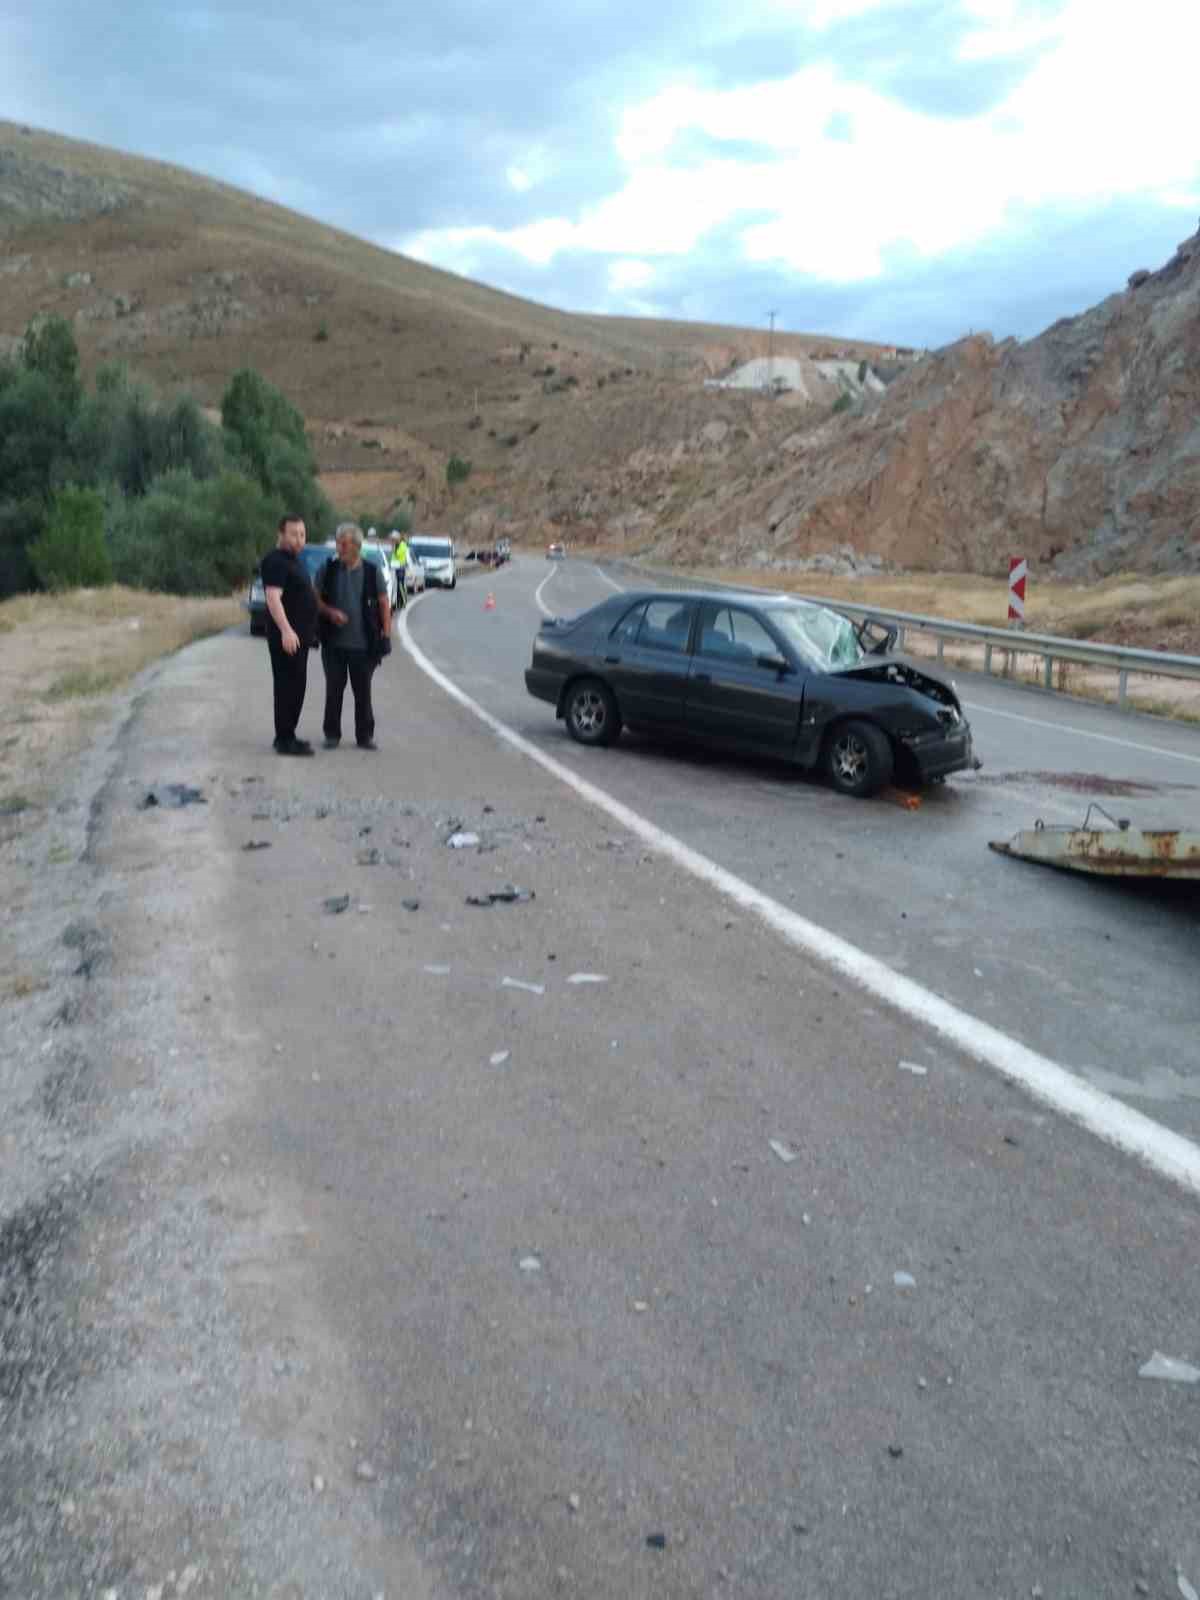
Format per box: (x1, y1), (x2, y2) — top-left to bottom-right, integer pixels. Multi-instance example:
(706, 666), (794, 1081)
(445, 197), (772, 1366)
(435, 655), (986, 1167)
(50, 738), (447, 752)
(446, 454), (472, 491)
(29, 485), (112, 590)
(108, 469), (271, 595)
(21, 315), (82, 411)
(220, 368), (329, 533)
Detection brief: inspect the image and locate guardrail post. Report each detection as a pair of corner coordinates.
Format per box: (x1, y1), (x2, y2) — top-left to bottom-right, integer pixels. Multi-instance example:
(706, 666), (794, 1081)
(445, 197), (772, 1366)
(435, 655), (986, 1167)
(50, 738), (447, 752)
(1043, 655), (1053, 691)
(984, 642), (993, 675)
(1118, 669), (1128, 711)
(896, 626), (906, 650)
(936, 638), (944, 662)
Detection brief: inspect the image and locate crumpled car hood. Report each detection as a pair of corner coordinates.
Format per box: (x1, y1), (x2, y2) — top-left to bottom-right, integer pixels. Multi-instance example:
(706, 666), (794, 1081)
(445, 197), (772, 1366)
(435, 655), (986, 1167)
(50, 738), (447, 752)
(832, 654), (960, 709)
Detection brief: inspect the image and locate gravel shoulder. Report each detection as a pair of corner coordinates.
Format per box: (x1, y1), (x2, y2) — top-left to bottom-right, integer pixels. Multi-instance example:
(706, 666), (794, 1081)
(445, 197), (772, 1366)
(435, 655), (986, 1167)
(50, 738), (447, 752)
(2, 617), (1199, 1599)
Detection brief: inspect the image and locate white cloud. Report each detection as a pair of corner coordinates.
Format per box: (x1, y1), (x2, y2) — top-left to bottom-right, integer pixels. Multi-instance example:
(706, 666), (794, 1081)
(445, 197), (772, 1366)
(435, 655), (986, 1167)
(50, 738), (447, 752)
(506, 166), (533, 192)
(403, 0), (1200, 291)
(608, 258), (655, 291)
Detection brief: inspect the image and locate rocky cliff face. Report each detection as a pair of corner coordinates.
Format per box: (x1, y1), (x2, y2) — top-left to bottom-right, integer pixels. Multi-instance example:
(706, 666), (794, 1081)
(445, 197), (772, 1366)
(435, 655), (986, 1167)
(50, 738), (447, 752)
(663, 223), (1200, 578)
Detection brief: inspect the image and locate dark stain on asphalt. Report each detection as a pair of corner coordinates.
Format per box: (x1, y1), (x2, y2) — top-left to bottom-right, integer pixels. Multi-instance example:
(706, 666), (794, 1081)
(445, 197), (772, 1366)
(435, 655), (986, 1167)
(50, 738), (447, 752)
(975, 770), (1197, 796)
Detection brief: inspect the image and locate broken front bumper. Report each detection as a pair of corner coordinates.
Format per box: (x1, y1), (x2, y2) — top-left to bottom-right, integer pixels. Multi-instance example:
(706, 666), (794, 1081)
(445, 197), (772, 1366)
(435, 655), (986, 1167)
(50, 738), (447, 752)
(899, 722), (977, 781)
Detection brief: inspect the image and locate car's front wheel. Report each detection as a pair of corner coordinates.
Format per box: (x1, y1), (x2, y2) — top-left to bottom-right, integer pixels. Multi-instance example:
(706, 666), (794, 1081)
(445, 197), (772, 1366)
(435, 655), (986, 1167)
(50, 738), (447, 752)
(564, 679), (621, 747)
(823, 719), (894, 798)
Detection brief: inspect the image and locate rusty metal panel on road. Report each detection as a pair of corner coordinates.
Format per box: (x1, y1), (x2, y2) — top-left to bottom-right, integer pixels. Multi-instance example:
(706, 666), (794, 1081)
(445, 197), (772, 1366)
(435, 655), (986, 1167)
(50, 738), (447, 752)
(989, 823), (1200, 878)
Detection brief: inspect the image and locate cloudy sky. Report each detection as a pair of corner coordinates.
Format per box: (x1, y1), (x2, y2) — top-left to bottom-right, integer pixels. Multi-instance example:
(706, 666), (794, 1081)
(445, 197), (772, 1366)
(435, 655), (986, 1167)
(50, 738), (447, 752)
(6, 0), (1198, 348)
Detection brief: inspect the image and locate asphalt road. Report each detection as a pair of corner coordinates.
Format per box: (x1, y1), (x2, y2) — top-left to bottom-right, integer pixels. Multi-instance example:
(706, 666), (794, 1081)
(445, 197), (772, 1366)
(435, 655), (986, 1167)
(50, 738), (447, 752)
(410, 554), (1200, 1146)
(5, 575), (1199, 1599)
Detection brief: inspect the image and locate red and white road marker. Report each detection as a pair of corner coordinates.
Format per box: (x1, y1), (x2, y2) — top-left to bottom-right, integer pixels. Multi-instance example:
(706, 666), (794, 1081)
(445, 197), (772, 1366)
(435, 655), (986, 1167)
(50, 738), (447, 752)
(1008, 556), (1027, 624)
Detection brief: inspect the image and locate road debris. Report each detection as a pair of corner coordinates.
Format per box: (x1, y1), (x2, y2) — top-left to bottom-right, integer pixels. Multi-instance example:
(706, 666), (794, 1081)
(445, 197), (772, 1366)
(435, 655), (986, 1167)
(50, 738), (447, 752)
(354, 1460), (378, 1482)
(489, 1050), (511, 1067)
(990, 809), (1200, 879)
(424, 964), (451, 976)
(502, 977), (545, 995)
(466, 883), (535, 906)
(646, 1533), (668, 1551)
(898, 1060), (928, 1076)
(357, 847), (382, 866)
(446, 830), (480, 849)
(1179, 1574), (1199, 1600)
(519, 1255), (542, 1273)
(401, 897), (421, 911)
(323, 895), (351, 915)
(894, 1272), (917, 1288)
(567, 972), (609, 985)
(1138, 1352), (1200, 1384)
(141, 783), (206, 809)
(769, 1139), (799, 1165)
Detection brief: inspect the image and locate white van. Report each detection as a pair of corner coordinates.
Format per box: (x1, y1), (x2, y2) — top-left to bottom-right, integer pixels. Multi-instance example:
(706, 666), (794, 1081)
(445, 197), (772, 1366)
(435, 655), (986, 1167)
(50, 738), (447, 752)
(408, 535), (456, 590)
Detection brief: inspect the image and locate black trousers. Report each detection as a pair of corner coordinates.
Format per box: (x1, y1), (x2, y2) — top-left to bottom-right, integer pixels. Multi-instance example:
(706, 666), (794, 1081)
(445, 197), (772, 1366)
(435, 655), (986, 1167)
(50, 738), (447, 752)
(267, 633), (309, 743)
(322, 647), (376, 744)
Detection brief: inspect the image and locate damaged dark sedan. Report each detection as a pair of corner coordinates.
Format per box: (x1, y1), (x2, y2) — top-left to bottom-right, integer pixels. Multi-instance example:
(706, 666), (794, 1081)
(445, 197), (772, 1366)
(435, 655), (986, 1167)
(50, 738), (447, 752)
(524, 590), (978, 797)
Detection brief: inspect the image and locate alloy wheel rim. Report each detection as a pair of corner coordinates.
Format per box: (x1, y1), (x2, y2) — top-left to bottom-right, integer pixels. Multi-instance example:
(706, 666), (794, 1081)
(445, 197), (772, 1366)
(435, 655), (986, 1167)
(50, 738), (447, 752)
(832, 734), (867, 783)
(573, 691), (605, 735)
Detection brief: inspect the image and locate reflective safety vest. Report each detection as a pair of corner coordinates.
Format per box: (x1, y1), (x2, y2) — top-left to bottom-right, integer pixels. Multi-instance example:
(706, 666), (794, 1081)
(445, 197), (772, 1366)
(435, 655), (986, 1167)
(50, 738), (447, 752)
(392, 539), (409, 567)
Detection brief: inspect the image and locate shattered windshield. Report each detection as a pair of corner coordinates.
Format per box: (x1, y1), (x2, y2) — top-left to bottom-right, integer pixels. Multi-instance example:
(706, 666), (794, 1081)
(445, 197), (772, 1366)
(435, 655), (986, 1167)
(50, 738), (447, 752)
(771, 605), (864, 671)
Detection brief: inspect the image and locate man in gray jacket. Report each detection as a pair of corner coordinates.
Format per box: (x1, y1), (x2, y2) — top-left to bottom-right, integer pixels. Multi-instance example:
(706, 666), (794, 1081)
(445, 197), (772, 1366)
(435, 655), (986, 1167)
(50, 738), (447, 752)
(316, 523), (392, 750)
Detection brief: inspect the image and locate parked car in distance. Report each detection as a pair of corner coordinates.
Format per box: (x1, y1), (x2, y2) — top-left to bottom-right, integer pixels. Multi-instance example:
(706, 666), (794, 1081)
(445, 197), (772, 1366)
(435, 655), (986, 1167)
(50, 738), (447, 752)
(407, 535), (456, 589)
(524, 589), (978, 797)
(246, 543), (334, 635)
(546, 542), (566, 560)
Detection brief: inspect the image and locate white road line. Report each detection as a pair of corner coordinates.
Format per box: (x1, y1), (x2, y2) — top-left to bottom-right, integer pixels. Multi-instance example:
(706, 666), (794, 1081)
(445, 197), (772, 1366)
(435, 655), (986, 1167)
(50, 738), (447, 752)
(592, 564), (626, 593)
(534, 566), (558, 617)
(960, 699), (1200, 767)
(399, 602), (1200, 1199)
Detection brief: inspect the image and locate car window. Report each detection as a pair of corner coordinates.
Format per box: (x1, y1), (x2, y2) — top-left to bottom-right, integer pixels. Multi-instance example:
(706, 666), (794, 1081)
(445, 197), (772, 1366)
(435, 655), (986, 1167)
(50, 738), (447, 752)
(636, 599), (694, 654)
(610, 602), (647, 644)
(771, 605), (863, 670)
(696, 604), (778, 663)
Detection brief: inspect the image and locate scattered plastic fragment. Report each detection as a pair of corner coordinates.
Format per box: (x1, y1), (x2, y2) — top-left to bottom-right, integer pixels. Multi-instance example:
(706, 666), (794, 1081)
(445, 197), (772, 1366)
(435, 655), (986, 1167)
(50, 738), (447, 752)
(769, 1139), (799, 1165)
(466, 883), (534, 906)
(357, 847), (381, 866)
(1138, 1352), (1200, 1384)
(897, 1061), (928, 1076)
(423, 964), (451, 976)
(447, 831), (480, 849)
(502, 977), (545, 995)
(1178, 1574), (1199, 1600)
(894, 1272), (916, 1288)
(567, 973), (609, 985)
(323, 895), (351, 915)
(887, 1444), (904, 1458)
(646, 1533), (667, 1551)
(402, 898), (421, 911)
(141, 783), (206, 809)
(489, 1051), (511, 1067)
(242, 840), (271, 852)
(519, 1255), (542, 1273)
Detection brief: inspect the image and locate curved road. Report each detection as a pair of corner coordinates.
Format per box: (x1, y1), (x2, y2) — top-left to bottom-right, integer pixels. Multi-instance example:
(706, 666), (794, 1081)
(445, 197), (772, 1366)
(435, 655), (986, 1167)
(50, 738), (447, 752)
(409, 555), (1200, 1145)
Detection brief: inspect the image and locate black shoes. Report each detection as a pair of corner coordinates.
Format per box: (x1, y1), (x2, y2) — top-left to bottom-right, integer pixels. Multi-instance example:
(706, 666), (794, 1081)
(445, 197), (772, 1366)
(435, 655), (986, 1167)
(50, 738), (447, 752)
(357, 739), (378, 751)
(322, 737), (340, 750)
(274, 737), (313, 757)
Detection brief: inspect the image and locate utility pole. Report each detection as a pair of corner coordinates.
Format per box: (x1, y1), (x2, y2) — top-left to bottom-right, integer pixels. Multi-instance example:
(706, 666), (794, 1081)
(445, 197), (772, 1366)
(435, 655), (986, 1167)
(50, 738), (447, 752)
(766, 309), (778, 395)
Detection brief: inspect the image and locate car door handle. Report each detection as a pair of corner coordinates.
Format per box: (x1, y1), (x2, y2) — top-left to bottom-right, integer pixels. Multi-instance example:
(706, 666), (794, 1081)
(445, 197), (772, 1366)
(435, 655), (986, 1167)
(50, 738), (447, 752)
(604, 654), (621, 664)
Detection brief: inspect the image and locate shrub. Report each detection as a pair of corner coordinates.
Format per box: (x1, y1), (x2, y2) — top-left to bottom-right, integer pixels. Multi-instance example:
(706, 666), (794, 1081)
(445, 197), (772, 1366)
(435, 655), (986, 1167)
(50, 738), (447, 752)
(30, 486), (112, 590)
(446, 454), (472, 488)
(109, 469), (271, 594)
(314, 321), (329, 342)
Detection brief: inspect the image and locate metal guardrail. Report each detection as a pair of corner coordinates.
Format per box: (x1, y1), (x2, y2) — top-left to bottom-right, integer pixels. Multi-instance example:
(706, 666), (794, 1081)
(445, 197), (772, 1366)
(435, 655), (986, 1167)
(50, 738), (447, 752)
(603, 560), (1200, 712)
(791, 598), (1200, 712)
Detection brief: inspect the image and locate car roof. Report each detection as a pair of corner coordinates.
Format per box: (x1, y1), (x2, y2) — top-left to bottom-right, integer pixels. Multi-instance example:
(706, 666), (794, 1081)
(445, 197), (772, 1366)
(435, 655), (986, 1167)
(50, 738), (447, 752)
(609, 588), (821, 612)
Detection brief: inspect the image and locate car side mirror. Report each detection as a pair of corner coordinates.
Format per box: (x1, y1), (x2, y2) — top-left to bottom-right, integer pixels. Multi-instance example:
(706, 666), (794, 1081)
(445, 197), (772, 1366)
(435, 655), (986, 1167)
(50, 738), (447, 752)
(757, 653), (792, 675)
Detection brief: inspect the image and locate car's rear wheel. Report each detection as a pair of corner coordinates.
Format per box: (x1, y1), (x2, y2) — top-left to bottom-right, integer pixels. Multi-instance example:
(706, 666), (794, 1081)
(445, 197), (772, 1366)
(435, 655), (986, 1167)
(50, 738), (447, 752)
(823, 719), (894, 798)
(564, 679), (621, 747)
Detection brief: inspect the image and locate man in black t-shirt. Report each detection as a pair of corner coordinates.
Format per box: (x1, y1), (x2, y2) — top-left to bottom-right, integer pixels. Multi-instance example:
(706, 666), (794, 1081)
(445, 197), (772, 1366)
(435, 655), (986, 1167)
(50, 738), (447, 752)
(260, 514), (320, 755)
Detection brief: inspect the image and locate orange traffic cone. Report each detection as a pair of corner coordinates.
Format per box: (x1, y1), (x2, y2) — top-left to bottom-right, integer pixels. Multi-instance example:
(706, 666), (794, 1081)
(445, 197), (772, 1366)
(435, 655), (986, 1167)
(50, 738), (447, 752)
(484, 591), (496, 611)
